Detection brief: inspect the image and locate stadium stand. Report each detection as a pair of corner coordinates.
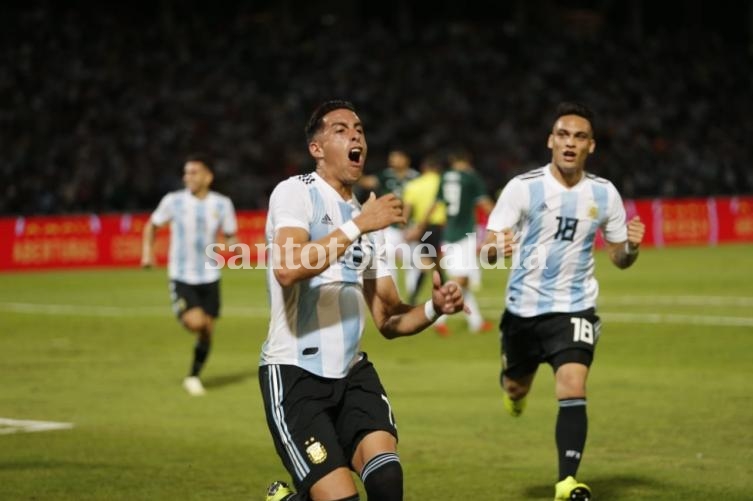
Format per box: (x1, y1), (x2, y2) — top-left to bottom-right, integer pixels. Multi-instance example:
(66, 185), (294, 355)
(2, 1), (751, 215)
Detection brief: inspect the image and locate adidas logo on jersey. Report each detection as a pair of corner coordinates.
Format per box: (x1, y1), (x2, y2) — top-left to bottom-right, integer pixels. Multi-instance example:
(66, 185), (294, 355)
(321, 214), (334, 225)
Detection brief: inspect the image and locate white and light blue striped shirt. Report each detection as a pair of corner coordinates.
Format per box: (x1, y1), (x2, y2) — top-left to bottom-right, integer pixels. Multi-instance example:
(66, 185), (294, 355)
(260, 172), (390, 378)
(487, 164), (627, 317)
(150, 189), (237, 285)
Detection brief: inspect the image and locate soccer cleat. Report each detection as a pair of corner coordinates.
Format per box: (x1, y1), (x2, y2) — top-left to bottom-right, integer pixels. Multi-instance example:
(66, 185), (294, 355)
(182, 376), (206, 396)
(434, 323), (451, 337)
(471, 320), (495, 334)
(266, 480), (294, 501)
(503, 392), (527, 417)
(554, 476), (591, 500)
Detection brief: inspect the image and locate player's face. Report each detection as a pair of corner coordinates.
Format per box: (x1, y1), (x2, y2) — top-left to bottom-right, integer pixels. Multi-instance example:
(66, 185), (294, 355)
(183, 161), (213, 195)
(547, 115), (595, 173)
(309, 108), (367, 186)
(388, 151), (409, 171)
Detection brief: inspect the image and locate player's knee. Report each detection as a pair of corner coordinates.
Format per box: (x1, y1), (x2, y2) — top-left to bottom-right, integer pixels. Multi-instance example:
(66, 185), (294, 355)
(506, 384), (530, 400)
(181, 310), (208, 332)
(501, 375), (529, 400)
(361, 452), (402, 501)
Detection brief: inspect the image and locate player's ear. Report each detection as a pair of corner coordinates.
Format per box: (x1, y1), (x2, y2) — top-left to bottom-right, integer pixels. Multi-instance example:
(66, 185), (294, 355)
(547, 134), (554, 150)
(308, 140), (324, 160)
(588, 138), (596, 154)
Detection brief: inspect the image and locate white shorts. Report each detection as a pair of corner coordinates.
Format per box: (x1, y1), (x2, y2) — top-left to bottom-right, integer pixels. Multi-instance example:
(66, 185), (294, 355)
(441, 234), (479, 278)
(384, 226), (406, 249)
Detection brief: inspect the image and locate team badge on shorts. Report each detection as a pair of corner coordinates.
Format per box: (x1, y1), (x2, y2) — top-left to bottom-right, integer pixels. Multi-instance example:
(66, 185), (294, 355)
(305, 437), (327, 464)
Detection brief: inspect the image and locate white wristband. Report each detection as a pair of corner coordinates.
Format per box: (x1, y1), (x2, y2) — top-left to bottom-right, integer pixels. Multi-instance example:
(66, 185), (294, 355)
(424, 300), (439, 322)
(625, 242), (639, 255)
(340, 220), (361, 242)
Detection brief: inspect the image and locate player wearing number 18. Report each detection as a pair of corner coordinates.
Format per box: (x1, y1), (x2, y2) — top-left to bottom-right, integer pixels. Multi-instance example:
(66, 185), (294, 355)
(483, 102), (646, 500)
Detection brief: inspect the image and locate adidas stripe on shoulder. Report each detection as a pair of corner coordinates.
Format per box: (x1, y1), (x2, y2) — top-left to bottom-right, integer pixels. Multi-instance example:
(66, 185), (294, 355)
(585, 173), (610, 184)
(517, 167), (546, 181)
(296, 173), (316, 185)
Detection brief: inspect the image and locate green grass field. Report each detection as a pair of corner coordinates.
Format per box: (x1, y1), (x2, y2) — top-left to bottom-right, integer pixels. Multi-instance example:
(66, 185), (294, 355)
(1, 245), (752, 500)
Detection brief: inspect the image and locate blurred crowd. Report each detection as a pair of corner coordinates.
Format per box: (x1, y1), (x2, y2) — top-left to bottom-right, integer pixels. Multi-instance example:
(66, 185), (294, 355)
(2, 2), (752, 215)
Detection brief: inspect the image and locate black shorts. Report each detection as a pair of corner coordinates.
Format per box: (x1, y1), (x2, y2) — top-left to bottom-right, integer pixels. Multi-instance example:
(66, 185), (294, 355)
(420, 224), (443, 253)
(500, 308), (601, 379)
(259, 355), (398, 494)
(169, 280), (220, 319)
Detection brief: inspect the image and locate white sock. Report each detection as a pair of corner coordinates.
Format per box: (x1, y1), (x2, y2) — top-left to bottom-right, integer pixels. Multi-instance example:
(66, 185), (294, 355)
(464, 289), (484, 330)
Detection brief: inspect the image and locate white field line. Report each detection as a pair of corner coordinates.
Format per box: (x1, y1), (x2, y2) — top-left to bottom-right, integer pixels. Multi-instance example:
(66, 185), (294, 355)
(600, 312), (753, 327)
(3, 297), (753, 327)
(0, 302), (268, 318)
(0, 417), (74, 435)
(599, 295), (753, 307)
(477, 295), (753, 308)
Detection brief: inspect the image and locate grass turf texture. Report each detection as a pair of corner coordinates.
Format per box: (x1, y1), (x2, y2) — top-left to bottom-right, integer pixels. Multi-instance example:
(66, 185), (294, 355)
(1, 244), (752, 500)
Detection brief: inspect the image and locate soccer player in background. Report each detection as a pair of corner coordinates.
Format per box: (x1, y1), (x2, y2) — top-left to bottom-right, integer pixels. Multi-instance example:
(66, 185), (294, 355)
(141, 154), (238, 396)
(483, 102), (646, 500)
(402, 154), (447, 305)
(261, 100), (467, 501)
(432, 148), (495, 335)
(361, 148), (420, 295)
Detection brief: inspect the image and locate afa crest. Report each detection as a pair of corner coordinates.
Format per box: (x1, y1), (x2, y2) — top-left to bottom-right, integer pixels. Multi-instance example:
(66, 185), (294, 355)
(588, 205), (599, 220)
(305, 437), (327, 464)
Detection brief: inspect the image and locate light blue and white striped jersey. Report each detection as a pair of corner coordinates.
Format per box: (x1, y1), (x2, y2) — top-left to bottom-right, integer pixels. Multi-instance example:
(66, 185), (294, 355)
(260, 172), (390, 379)
(150, 189), (237, 285)
(487, 164), (627, 317)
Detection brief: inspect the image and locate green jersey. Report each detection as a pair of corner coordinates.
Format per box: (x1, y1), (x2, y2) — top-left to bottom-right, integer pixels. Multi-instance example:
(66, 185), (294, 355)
(437, 169), (487, 243)
(377, 167), (420, 199)
(377, 167), (420, 228)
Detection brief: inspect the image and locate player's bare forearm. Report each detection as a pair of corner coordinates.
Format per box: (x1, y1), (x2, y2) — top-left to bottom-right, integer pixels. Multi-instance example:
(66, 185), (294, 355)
(378, 303), (434, 339)
(141, 222), (157, 268)
(273, 194), (405, 287)
(608, 216), (645, 270)
(272, 227), (359, 287)
(479, 229), (516, 265)
(365, 272), (466, 339)
(364, 276), (435, 339)
(608, 242), (639, 269)
(224, 234), (244, 255)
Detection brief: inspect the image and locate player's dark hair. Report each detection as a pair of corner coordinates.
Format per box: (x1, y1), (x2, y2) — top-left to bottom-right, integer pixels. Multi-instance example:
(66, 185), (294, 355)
(421, 154), (443, 171)
(447, 147), (473, 165)
(554, 101), (595, 134)
(185, 153), (214, 174)
(305, 100), (356, 142)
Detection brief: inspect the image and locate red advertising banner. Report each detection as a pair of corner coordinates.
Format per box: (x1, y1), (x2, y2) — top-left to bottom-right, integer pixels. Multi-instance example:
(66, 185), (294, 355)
(0, 211), (268, 271)
(1, 198), (752, 271)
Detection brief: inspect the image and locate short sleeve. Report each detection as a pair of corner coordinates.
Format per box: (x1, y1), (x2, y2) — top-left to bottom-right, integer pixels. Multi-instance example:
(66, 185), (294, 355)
(268, 180), (310, 232)
(486, 178), (527, 232)
(150, 193), (174, 226)
(222, 197), (238, 235)
(602, 185), (628, 243)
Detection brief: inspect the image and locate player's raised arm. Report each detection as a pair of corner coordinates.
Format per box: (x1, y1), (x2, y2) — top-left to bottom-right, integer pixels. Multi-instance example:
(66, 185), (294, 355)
(605, 216), (645, 269)
(363, 270), (467, 339)
(272, 192), (405, 287)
